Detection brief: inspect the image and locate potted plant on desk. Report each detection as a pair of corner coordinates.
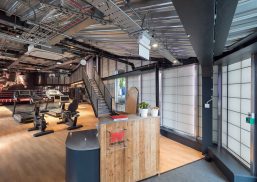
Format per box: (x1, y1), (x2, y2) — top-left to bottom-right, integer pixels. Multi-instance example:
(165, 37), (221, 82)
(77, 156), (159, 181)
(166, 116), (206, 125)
(139, 102), (149, 118)
(151, 106), (159, 117)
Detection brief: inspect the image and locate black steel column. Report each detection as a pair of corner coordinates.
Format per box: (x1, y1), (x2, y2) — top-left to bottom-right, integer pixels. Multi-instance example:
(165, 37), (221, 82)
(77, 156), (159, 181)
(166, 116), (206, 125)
(202, 65), (213, 154)
(251, 53), (257, 176)
(155, 63), (160, 107)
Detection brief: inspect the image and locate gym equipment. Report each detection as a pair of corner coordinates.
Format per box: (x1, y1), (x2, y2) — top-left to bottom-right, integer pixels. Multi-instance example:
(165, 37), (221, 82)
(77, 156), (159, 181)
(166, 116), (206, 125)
(28, 95), (54, 137)
(46, 89), (63, 100)
(45, 90), (70, 117)
(13, 90), (34, 123)
(47, 95), (70, 117)
(58, 99), (83, 130)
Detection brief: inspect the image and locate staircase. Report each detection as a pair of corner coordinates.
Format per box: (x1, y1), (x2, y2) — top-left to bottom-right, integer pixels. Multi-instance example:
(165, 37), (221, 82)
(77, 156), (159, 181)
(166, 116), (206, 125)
(89, 79), (111, 116)
(82, 68), (112, 117)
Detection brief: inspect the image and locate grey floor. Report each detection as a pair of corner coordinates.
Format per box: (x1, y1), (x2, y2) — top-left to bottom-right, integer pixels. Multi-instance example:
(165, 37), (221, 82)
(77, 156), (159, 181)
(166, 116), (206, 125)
(142, 160), (228, 182)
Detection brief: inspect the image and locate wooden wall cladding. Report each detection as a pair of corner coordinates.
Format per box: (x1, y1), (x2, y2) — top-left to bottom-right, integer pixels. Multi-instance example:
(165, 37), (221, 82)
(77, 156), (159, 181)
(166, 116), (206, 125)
(46, 76), (70, 85)
(70, 66), (84, 83)
(99, 116), (160, 182)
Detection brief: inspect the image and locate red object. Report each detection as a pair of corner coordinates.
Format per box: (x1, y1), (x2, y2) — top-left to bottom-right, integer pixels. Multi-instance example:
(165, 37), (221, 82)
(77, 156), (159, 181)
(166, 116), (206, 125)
(111, 115), (128, 121)
(110, 131), (125, 144)
(19, 98), (31, 102)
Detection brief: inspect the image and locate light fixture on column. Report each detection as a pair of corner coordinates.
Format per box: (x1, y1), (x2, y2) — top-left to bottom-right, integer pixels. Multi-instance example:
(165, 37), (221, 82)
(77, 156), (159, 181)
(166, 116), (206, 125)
(80, 59), (87, 66)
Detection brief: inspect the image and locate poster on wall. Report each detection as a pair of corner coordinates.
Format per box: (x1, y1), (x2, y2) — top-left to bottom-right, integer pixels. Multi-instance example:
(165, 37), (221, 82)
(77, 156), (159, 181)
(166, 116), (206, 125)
(0, 71), (32, 91)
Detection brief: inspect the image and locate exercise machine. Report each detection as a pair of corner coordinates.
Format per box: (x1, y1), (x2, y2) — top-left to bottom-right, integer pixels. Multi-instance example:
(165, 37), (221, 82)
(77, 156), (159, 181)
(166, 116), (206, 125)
(13, 90), (34, 123)
(45, 90), (70, 117)
(57, 99), (83, 130)
(28, 95), (54, 137)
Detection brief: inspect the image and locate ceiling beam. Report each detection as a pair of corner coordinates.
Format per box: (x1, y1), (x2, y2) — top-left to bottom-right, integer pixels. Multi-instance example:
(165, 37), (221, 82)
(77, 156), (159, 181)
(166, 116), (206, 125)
(214, 0), (238, 56)
(172, 0), (215, 67)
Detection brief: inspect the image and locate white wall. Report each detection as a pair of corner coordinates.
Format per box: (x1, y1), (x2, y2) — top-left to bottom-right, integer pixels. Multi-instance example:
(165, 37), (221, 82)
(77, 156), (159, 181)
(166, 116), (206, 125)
(161, 64), (198, 137)
(127, 75), (141, 102)
(222, 58), (252, 166)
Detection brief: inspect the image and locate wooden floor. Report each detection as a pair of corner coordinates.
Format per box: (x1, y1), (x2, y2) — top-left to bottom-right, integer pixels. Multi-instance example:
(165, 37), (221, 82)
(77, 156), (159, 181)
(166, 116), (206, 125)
(0, 103), (203, 182)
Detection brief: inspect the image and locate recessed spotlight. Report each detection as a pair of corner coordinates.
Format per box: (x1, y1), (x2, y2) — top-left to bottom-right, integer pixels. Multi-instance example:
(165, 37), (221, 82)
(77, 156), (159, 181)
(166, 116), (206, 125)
(16, 35), (20, 38)
(69, 63), (72, 66)
(187, 34), (191, 38)
(152, 43), (158, 48)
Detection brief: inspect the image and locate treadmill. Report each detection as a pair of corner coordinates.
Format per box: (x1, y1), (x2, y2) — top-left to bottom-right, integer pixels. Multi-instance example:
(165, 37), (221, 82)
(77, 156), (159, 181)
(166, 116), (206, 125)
(13, 90), (34, 123)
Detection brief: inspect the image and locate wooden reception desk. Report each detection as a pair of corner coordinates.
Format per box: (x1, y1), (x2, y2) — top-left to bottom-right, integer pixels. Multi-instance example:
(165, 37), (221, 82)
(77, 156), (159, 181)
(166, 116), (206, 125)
(98, 115), (160, 182)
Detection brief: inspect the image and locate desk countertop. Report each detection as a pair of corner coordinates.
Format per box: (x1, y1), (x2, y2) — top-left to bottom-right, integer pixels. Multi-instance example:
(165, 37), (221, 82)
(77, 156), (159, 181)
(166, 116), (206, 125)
(99, 114), (160, 125)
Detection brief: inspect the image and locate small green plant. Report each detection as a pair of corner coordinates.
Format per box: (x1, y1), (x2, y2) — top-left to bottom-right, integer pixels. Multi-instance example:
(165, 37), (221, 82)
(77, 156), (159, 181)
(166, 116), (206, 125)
(139, 102), (149, 109)
(119, 77), (125, 88)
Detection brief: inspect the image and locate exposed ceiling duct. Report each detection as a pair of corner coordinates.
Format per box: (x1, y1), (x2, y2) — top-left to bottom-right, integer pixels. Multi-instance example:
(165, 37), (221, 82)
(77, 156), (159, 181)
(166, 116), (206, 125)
(25, 45), (74, 60)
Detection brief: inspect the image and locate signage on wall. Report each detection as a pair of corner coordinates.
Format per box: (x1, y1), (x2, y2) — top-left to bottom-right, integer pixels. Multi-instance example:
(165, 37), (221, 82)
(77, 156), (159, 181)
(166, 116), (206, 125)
(107, 129), (127, 151)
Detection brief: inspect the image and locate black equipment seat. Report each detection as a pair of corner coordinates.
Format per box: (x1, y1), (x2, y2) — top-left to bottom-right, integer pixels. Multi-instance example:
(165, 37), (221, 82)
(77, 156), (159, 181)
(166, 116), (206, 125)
(58, 99), (82, 130)
(66, 99), (79, 115)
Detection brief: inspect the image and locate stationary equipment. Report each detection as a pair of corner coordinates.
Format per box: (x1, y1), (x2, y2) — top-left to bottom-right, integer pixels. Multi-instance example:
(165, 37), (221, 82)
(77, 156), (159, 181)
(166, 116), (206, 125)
(28, 94), (54, 137)
(13, 90), (34, 123)
(45, 89), (70, 117)
(58, 99), (83, 130)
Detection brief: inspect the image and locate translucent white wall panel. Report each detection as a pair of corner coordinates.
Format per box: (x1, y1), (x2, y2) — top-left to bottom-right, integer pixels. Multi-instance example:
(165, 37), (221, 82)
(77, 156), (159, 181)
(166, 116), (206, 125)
(142, 60), (152, 66)
(141, 72), (156, 108)
(162, 64), (198, 137)
(222, 58), (251, 166)
(109, 60), (116, 76)
(117, 62), (126, 72)
(102, 58), (109, 77)
(213, 66), (218, 143)
(127, 75), (141, 102)
(222, 66), (228, 147)
(198, 66), (202, 138)
(127, 60), (142, 72)
(106, 80), (115, 97)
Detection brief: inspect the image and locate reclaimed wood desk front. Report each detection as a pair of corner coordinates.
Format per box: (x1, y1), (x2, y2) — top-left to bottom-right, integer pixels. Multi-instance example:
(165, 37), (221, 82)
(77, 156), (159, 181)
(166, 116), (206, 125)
(98, 115), (160, 182)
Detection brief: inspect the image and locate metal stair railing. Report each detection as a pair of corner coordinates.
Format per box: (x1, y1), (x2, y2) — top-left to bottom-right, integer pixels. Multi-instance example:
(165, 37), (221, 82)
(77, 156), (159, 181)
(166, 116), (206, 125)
(93, 68), (113, 112)
(82, 70), (99, 117)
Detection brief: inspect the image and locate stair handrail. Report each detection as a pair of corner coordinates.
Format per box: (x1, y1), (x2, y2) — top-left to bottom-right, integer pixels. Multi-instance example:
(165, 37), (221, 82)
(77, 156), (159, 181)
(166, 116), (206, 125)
(82, 70), (99, 117)
(93, 68), (113, 112)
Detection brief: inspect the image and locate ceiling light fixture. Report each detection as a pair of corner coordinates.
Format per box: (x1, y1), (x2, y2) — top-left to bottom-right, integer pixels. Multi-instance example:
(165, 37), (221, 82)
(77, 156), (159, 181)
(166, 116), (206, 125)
(2, 68), (8, 71)
(80, 59), (87, 66)
(152, 43), (158, 48)
(56, 62), (62, 65)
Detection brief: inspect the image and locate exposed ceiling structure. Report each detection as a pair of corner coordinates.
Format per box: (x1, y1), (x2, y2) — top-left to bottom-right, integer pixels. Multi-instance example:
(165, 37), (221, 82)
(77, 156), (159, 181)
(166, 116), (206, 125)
(75, 0), (196, 60)
(225, 0), (257, 49)
(0, 0), (256, 72)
